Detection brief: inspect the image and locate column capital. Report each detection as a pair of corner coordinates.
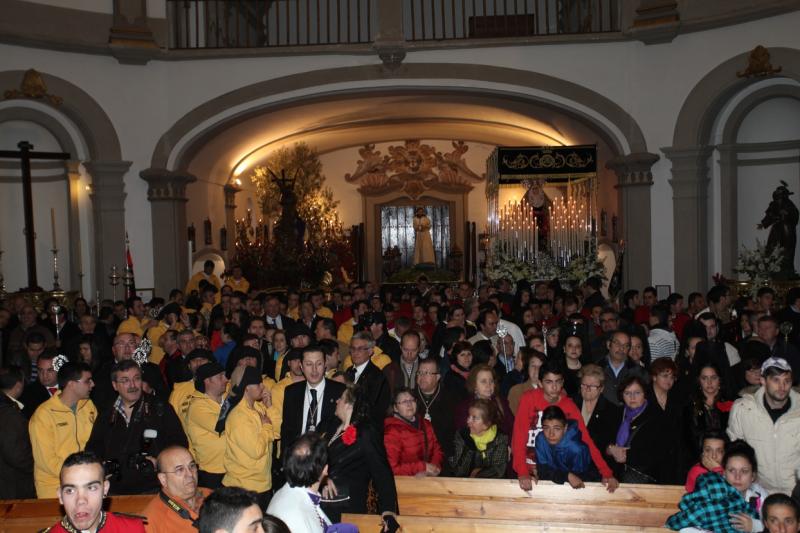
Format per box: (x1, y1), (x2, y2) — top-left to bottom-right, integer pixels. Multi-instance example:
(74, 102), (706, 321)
(223, 183), (241, 208)
(140, 167), (197, 202)
(606, 152), (659, 187)
(628, 0), (680, 44)
(663, 146), (713, 198)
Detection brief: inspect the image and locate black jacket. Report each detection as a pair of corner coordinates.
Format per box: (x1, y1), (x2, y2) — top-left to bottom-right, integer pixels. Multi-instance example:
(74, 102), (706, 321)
(414, 385), (458, 459)
(572, 394), (622, 457)
(323, 422), (398, 523)
(353, 361), (391, 432)
(0, 394), (35, 498)
(20, 381), (54, 419)
(610, 401), (667, 483)
(376, 333), (401, 363)
(86, 395), (187, 495)
(280, 378), (346, 455)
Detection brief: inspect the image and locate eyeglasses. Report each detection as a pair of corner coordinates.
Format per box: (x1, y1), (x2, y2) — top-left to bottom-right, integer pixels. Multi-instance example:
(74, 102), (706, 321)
(611, 340), (631, 349)
(115, 376), (142, 385)
(580, 383), (601, 390)
(417, 371), (439, 376)
(395, 399), (417, 406)
(160, 462), (198, 476)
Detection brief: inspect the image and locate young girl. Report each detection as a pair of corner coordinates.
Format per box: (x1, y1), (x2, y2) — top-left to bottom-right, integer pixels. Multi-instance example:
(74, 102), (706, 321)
(450, 399), (509, 478)
(535, 405), (600, 489)
(667, 440), (766, 533)
(684, 431), (726, 493)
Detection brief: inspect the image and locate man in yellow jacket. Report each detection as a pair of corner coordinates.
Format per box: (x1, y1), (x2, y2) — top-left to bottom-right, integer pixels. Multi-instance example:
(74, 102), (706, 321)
(117, 295), (157, 337)
(184, 361), (228, 489)
(29, 361), (97, 498)
(223, 367), (274, 507)
(185, 260), (221, 297)
(170, 349), (215, 435)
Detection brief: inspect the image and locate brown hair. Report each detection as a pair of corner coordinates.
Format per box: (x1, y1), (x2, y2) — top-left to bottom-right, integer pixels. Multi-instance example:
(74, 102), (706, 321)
(649, 357), (678, 377)
(468, 398), (498, 427)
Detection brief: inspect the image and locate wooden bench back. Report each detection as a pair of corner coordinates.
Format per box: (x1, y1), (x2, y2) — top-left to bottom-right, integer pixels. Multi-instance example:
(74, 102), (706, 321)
(0, 495), (152, 533)
(342, 513), (670, 532)
(394, 478), (683, 527)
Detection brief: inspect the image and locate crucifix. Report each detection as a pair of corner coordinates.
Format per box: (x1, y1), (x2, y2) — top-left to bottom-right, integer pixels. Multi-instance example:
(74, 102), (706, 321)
(0, 141), (71, 291)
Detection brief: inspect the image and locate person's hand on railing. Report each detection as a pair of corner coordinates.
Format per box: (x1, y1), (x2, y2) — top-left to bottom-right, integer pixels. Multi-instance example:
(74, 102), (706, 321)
(602, 476), (619, 493)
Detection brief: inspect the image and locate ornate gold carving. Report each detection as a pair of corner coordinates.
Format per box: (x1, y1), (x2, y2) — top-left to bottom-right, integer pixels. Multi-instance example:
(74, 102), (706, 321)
(737, 46), (782, 78)
(345, 140), (485, 200)
(4, 69), (63, 105)
(501, 148), (594, 172)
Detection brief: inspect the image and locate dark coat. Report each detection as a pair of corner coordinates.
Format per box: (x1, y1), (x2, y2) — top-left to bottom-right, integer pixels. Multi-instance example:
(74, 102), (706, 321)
(323, 422), (398, 522)
(353, 361), (391, 432)
(280, 378), (346, 455)
(86, 395), (187, 495)
(0, 394), (35, 498)
(449, 427), (509, 478)
(647, 388), (686, 484)
(20, 381), (54, 419)
(376, 333), (401, 363)
(414, 385), (459, 459)
(610, 401), (668, 484)
(683, 396), (730, 464)
(572, 394), (622, 458)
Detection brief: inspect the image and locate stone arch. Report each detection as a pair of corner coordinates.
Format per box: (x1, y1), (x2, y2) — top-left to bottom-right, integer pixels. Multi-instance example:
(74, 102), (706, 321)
(0, 70), (122, 161)
(0, 106), (79, 159)
(664, 47), (800, 293)
(150, 63), (650, 170)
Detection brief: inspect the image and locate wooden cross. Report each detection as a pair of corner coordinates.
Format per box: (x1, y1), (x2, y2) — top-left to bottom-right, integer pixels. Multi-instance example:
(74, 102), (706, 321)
(0, 141), (70, 291)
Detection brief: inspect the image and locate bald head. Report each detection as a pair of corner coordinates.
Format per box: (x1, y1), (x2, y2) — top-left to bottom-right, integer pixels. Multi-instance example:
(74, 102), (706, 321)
(156, 446), (198, 501)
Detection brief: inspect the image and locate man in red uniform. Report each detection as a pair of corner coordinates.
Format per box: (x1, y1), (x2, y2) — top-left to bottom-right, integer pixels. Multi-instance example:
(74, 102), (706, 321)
(512, 359), (619, 493)
(42, 451), (145, 532)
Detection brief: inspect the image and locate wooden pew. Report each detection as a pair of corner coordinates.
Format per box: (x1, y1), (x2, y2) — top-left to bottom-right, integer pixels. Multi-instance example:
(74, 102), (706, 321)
(341, 513), (669, 532)
(0, 495), (152, 533)
(393, 477), (683, 528)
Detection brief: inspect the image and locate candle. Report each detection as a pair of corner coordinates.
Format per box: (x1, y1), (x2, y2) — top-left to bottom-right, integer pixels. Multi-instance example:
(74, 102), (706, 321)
(50, 208), (57, 249)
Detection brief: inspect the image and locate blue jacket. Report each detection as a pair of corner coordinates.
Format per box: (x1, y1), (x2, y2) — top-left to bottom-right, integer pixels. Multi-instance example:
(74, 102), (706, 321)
(534, 420), (593, 480)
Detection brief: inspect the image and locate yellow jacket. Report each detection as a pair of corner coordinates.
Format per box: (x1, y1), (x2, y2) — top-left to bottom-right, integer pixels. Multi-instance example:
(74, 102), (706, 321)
(226, 277), (250, 294)
(342, 345), (392, 370)
(337, 318), (357, 345)
(223, 400), (274, 492)
(267, 376), (298, 438)
(185, 394), (226, 474)
(29, 394), (97, 498)
(117, 316), (146, 337)
(316, 306), (333, 319)
(185, 271), (221, 295)
(169, 381), (200, 434)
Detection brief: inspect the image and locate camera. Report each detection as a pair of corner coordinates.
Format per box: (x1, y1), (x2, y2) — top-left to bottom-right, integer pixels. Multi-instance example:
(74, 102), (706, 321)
(127, 428), (158, 473)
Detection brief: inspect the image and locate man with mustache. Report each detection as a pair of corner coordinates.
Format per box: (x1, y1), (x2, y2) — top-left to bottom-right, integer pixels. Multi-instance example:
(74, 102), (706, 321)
(86, 359), (187, 495)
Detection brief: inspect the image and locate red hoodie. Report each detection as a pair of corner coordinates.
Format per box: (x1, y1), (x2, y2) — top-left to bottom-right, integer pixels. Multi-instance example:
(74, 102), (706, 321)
(512, 388), (613, 479)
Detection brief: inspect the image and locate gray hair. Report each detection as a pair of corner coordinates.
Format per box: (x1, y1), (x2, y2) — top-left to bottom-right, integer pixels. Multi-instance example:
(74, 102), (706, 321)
(351, 330), (375, 348)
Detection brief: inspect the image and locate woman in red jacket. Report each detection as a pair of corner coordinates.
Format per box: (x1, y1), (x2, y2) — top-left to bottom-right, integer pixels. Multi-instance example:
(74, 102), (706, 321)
(384, 387), (444, 476)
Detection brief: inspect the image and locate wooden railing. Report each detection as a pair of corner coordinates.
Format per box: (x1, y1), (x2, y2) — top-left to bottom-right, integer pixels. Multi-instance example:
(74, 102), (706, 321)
(404, 0), (620, 41)
(168, 0), (374, 49)
(0, 495), (152, 533)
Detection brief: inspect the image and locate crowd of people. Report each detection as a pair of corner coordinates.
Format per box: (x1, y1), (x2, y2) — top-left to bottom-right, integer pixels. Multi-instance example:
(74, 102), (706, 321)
(1, 260), (800, 532)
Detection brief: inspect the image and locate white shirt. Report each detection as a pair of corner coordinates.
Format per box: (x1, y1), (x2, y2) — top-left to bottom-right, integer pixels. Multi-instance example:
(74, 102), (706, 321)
(266, 314), (284, 330)
(267, 484), (331, 533)
(302, 380), (326, 430)
(353, 360), (369, 383)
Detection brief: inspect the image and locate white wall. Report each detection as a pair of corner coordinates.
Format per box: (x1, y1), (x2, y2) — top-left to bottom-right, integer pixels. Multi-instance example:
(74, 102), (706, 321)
(1, 10), (799, 292)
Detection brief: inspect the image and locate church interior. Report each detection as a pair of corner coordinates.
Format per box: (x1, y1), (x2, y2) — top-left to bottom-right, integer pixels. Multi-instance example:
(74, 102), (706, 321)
(2, 0), (800, 531)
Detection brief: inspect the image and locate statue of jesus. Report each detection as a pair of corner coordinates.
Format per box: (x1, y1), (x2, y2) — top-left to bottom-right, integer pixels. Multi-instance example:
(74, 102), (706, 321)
(412, 207), (436, 266)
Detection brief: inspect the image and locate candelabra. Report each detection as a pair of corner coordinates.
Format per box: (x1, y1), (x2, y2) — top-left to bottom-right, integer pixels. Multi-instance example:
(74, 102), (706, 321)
(51, 247), (61, 291)
(123, 265), (135, 297)
(109, 265), (121, 301)
(52, 303), (63, 341)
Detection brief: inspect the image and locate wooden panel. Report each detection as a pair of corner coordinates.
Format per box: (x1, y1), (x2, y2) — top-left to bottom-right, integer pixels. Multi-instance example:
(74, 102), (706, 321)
(395, 478), (684, 506)
(342, 514), (668, 533)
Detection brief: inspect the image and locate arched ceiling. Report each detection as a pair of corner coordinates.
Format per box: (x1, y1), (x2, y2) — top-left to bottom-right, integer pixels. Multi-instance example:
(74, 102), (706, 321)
(184, 90), (619, 186)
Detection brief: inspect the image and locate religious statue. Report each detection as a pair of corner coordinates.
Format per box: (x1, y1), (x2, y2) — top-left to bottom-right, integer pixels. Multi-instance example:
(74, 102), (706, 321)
(412, 207), (436, 266)
(523, 179), (551, 252)
(758, 180), (799, 276)
(270, 169), (306, 250)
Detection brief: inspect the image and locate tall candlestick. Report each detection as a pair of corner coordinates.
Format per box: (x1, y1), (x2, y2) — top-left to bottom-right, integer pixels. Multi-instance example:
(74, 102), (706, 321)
(50, 208), (57, 249)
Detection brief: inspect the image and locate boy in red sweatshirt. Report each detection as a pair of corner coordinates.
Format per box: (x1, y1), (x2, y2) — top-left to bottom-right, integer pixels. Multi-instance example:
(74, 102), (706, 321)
(512, 359), (619, 492)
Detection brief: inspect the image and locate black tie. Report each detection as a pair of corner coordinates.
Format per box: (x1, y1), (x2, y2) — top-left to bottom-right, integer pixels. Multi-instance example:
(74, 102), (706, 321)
(305, 388), (318, 433)
(345, 366), (357, 383)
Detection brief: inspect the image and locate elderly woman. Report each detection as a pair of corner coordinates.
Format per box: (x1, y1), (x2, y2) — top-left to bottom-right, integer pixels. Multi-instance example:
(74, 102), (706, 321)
(383, 387), (444, 477)
(450, 398), (509, 478)
(508, 349), (546, 415)
(606, 374), (667, 484)
(453, 364), (514, 438)
(571, 364), (621, 457)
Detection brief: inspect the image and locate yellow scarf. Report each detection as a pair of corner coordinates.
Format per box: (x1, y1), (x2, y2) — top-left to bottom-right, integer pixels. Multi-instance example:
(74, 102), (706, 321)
(470, 425), (497, 458)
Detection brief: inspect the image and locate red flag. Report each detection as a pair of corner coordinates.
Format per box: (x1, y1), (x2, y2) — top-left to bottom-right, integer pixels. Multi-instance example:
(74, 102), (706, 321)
(125, 233), (136, 300)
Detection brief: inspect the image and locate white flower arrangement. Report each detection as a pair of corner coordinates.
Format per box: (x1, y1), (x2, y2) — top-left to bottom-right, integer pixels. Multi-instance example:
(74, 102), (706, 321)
(564, 249), (607, 285)
(735, 240), (783, 294)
